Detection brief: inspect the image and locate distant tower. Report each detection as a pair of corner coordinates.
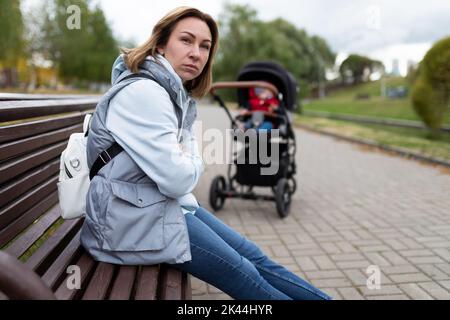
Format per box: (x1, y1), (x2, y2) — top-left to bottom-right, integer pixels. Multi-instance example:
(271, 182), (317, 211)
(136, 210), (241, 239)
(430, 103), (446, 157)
(391, 58), (400, 76)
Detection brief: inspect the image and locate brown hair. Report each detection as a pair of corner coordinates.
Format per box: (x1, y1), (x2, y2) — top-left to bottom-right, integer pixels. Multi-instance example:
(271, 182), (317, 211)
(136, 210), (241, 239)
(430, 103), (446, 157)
(121, 7), (219, 98)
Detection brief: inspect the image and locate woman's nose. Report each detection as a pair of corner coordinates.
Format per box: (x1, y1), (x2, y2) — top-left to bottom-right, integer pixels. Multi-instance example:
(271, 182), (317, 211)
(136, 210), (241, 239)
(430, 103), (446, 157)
(189, 45), (200, 59)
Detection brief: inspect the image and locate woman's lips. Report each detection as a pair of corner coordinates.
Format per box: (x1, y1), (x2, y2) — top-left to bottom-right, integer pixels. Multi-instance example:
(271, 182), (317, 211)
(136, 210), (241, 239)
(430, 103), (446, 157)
(183, 64), (198, 72)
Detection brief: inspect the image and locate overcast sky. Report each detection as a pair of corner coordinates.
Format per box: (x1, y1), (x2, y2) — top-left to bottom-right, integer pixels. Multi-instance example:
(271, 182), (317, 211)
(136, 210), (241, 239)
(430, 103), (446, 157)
(24, 0), (450, 75)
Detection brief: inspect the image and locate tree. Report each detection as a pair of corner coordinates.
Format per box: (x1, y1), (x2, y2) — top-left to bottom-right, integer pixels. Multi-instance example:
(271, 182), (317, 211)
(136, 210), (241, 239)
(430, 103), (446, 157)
(42, 0), (119, 85)
(213, 4), (335, 99)
(411, 36), (450, 138)
(0, 0), (25, 87)
(339, 54), (384, 85)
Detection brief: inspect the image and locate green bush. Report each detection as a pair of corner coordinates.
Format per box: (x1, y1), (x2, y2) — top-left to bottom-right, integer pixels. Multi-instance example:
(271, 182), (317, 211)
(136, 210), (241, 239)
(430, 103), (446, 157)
(411, 77), (445, 135)
(411, 37), (450, 138)
(421, 36), (450, 93)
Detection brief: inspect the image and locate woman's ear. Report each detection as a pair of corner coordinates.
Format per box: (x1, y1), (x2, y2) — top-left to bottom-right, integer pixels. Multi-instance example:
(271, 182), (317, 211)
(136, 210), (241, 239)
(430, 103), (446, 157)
(157, 47), (165, 56)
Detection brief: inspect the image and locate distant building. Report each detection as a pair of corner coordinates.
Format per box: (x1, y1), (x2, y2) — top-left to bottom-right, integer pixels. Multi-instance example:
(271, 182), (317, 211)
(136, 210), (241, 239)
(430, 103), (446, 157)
(391, 58), (400, 76)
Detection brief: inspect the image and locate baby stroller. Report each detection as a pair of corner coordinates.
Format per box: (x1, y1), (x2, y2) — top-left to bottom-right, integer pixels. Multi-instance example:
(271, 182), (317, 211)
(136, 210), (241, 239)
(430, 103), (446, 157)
(208, 61), (299, 218)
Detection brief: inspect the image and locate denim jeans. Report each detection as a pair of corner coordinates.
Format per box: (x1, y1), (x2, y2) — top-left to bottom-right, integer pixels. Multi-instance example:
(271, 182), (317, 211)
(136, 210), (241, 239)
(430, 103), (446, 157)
(172, 207), (332, 300)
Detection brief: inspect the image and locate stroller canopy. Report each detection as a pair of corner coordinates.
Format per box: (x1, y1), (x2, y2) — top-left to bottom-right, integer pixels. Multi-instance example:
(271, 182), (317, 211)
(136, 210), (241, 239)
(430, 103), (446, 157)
(237, 61), (299, 111)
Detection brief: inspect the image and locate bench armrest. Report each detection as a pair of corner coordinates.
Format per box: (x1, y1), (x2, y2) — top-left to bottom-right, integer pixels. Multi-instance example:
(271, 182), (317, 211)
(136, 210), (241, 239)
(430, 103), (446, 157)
(0, 251), (56, 300)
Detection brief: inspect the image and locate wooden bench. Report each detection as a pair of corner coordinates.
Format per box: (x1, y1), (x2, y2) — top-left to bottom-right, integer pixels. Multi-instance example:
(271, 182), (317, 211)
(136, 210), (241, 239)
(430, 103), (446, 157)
(0, 94), (191, 300)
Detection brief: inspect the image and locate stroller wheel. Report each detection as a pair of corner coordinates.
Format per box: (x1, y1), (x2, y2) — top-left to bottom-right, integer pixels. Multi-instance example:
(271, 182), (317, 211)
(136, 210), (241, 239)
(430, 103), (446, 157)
(275, 178), (291, 218)
(209, 175), (227, 211)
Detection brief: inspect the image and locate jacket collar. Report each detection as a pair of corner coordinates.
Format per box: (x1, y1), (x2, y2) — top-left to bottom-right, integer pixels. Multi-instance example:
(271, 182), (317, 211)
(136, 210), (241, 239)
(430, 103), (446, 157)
(142, 54), (192, 110)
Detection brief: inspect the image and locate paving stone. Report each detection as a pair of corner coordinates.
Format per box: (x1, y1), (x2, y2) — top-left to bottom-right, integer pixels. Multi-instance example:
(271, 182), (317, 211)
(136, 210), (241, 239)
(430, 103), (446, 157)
(389, 273), (431, 284)
(295, 256), (319, 272)
(418, 282), (450, 299)
(312, 255), (337, 270)
(305, 270), (345, 280)
(337, 287), (365, 300)
(357, 285), (403, 297)
(311, 278), (353, 288)
(398, 283), (434, 300)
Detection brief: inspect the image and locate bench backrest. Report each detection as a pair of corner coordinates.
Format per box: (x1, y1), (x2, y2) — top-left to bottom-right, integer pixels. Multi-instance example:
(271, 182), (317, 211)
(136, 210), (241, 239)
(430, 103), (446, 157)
(0, 94), (97, 249)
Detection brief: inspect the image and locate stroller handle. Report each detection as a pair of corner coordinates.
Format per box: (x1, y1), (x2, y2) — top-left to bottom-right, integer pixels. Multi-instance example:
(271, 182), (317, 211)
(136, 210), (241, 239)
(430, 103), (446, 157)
(209, 81), (279, 97)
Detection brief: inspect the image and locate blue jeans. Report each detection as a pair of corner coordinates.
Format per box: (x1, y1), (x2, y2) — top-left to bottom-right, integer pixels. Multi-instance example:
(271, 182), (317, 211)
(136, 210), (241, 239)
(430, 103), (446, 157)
(172, 207), (332, 300)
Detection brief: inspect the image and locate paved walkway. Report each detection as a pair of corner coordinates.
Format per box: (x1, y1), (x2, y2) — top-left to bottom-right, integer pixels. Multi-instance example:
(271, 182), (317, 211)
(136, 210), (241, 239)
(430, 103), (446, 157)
(190, 105), (450, 300)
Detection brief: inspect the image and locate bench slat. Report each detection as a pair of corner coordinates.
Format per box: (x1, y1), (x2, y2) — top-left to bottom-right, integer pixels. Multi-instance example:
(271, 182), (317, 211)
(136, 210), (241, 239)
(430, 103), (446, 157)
(40, 231), (82, 290)
(82, 262), (115, 300)
(0, 124), (81, 162)
(25, 217), (82, 275)
(4, 205), (61, 258)
(108, 266), (137, 300)
(0, 159), (59, 208)
(160, 266), (183, 300)
(0, 191), (58, 248)
(0, 99), (97, 122)
(0, 142), (65, 185)
(133, 266), (159, 300)
(0, 93), (100, 101)
(0, 113), (85, 143)
(184, 274), (192, 300)
(0, 290), (8, 300)
(54, 252), (96, 300)
(0, 176), (58, 229)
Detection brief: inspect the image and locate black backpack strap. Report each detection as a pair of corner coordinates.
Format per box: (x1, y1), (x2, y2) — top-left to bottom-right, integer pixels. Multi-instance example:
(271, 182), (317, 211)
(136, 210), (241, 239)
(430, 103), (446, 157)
(89, 142), (124, 180)
(89, 72), (182, 180)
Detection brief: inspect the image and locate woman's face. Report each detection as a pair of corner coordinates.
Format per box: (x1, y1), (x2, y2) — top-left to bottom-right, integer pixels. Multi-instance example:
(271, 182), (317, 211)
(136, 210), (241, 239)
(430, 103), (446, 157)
(159, 17), (212, 83)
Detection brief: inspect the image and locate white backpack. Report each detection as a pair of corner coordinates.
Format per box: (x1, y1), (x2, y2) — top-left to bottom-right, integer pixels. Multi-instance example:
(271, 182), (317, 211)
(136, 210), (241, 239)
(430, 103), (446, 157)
(57, 114), (92, 219)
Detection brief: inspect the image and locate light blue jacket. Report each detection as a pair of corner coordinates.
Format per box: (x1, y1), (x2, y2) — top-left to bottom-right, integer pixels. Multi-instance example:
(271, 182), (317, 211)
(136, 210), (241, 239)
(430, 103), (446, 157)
(107, 54), (202, 213)
(80, 54), (203, 265)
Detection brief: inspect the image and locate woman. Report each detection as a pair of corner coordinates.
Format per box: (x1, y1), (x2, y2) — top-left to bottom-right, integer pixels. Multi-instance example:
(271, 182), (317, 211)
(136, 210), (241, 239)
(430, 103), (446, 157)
(80, 6), (331, 300)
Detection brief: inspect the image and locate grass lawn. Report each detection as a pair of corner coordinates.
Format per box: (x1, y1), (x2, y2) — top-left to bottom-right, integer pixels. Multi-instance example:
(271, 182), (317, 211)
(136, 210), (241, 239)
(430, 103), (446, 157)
(302, 77), (450, 125)
(295, 115), (450, 162)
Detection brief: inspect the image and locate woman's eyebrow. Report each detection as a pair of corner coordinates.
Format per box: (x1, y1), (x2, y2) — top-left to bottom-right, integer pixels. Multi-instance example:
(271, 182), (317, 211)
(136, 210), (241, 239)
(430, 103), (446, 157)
(180, 31), (212, 43)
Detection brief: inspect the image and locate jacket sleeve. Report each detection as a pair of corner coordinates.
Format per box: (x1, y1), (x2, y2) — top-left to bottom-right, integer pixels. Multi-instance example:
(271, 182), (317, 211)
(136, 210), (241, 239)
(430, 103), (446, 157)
(181, 124), (201, 159)
(106, 79), (204, 199)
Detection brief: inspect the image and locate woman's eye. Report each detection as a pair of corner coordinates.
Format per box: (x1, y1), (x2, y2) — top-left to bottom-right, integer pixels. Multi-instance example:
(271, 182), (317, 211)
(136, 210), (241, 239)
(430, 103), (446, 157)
(201, 45), (211, 51)
(181, 38), (191, 44)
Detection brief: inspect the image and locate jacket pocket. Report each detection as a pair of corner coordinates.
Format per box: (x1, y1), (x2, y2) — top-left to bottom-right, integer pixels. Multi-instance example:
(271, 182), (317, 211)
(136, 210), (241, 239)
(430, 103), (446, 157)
(102, 180), (167, 251)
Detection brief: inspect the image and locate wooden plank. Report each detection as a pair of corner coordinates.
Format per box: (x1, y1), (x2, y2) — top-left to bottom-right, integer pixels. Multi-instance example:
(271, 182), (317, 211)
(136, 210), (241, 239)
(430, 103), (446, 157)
(54, 252), (96, 300)
(0, 99), (98, 122)
(0, 251), (56, 300)
(184, 273), (192, 300)
(0, 124), (81, 161)
(0, 113), (85, 143)
(0, 93), (100, 101)
(108, 266), (137, 300)
(4, 204), (61, 258)
(82, 262), (115, 300)
(0, 176), (58, 229)
(133, 265), (159, 300)
(0, 191), (58, 248)
(0, 142), (65, 185)
(0, 159), (59, 208)
(25, 217), (82, 275)
(41, 231), (82, 289)
(160, 266), (183, 300)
